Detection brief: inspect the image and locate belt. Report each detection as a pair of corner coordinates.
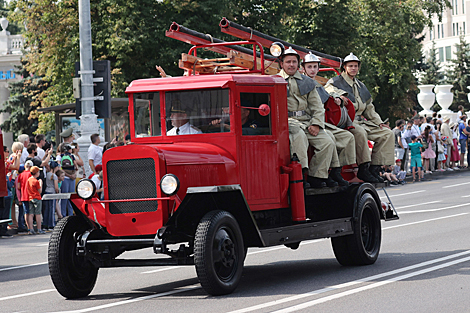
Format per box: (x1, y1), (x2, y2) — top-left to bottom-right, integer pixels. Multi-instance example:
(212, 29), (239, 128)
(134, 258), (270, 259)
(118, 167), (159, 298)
(288, 110), (307, 117)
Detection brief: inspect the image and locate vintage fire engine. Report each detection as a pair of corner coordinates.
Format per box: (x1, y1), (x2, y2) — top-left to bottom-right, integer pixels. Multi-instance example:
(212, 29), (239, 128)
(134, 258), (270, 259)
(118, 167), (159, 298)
(48, 20), (398, 299)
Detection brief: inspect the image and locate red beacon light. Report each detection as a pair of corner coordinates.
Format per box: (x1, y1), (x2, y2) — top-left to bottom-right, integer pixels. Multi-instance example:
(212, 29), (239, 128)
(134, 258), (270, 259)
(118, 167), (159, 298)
(241, 103), (270, 116)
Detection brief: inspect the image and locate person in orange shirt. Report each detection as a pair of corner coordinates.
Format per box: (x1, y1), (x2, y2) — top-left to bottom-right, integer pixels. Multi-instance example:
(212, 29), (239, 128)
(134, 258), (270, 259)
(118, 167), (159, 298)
(17, 160), (33, 232)
(26, 166), (44, 234)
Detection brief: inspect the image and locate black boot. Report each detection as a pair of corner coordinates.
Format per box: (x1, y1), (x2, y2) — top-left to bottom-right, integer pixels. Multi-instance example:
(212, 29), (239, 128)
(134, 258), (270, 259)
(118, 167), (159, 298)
(307, 176), (327, 188)
(302, 168), (310, 189)
(369, 165), (385, 183)
(330, 167), (350, 186)
(357, 162), (379, 183)
(325, 175), (339, 187)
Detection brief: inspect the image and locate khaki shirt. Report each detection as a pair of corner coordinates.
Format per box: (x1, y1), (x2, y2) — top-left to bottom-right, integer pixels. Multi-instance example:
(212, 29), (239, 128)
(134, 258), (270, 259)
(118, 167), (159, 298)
(279, 69), (325, 129)
(325, 72), (383, 125)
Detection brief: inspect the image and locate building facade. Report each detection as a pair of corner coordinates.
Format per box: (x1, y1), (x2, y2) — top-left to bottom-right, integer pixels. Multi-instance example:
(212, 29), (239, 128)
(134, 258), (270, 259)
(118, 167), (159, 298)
(422, 1), (470, 70)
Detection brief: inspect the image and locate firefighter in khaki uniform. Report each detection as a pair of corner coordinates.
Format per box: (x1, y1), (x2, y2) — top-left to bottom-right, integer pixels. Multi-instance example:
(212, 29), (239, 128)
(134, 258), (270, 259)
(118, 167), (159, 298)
(301, 53), (356, 186)
(279, 47), (345, 188)
(325, 53), (394, 182)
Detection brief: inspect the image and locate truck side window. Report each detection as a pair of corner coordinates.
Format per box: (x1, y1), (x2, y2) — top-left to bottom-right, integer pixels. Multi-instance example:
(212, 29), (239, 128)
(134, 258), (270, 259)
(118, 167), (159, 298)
(165, 89), (230, 135)
(133, 92), (161, 137)
(240, 93), (271, 136)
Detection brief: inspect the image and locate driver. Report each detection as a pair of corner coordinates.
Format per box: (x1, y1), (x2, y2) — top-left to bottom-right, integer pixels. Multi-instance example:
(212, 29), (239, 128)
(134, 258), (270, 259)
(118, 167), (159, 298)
(167, 100), (202, 135)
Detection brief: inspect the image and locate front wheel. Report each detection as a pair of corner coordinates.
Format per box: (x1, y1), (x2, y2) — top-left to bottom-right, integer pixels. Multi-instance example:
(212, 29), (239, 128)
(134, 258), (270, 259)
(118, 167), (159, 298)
(332, 193), (381, 266)
(48, 216), (98, 298)
(194, 210), (245, 295)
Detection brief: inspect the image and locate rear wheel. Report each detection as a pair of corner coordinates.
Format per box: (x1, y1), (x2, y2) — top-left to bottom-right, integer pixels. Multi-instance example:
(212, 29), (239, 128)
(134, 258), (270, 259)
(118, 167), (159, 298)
(332, 193), (381, 265)
(194, 210), (245, 295)
(48, 216), (98, 298)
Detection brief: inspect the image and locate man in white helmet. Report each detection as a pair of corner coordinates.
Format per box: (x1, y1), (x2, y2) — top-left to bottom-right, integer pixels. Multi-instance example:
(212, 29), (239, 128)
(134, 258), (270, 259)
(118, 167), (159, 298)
(278, 47), (340, 188)
(325, 53), (394, 183)
(302, 52), (357, 185)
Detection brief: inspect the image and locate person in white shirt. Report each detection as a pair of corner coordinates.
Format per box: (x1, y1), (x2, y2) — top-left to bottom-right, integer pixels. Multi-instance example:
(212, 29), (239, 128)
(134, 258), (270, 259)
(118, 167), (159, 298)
(166, 103), (202, 135)
(88, 134), (103, 174)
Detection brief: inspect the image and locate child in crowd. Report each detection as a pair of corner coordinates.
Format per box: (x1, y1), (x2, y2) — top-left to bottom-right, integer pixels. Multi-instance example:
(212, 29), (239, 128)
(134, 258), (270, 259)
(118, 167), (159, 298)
(90, 165), (103, 199)
(26, 166), (44, 234)
(17, 160), (33, 234)
(393, 160), (407, 184)
(380, 165), (400, 185)
(55, 170), (65, 221)
(409, 135), (423, 182)
(421, 125), (436, 174)
(43, 160), (60, 230)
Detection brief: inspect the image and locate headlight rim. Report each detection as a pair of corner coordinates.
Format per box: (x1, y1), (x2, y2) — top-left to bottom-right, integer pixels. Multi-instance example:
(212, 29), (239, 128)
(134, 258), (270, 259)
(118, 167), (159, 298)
(76, 178), (97, 200)
(160, 174), (180, 196)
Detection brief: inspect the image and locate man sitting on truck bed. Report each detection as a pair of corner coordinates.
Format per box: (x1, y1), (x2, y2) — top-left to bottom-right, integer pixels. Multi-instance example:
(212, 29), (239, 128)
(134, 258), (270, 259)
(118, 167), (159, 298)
(301, 52), (356, 186)
(325, 53), (394, 183)
(278, 47), (340, 188)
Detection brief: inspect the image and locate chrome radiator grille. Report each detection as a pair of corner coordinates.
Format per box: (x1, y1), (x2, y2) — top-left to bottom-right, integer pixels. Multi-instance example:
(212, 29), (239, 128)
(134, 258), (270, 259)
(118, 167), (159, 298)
(106, 158), (158, 214)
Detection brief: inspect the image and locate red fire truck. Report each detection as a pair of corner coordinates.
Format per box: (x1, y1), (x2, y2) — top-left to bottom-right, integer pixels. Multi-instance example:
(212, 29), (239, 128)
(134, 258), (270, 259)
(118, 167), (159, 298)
(48, 27), (398, 299)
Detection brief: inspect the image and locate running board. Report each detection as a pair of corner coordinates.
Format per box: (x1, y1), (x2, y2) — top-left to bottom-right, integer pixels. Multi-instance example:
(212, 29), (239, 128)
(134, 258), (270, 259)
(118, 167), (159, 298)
(259, 218), (353, 247)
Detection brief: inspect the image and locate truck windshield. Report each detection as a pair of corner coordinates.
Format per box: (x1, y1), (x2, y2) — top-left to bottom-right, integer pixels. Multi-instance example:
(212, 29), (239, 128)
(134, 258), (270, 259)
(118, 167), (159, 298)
(133, 92), (161, 137)
(165, 89), (230, 135)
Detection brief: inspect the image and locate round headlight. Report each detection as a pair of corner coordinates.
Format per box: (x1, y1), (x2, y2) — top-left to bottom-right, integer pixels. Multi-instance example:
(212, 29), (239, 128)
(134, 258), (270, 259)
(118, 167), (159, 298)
(270, 42), (285, 57)
(160, 174), (180, 196)
(76, 179), (96, 200)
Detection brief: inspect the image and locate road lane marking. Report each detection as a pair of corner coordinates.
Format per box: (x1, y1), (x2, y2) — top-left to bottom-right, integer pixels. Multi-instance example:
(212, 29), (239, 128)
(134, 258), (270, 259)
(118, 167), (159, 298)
(50, 284), (201, 313)
(461, 195), (470, 198)
(0, 262), (47, 272)
(270, 255), (470, 313)
(141, 266), (179, 274)
(0, 289), (55, 301)
(395, 200), (442, 209)
(379, 190), (425, 199)
(398, 203), (470, 214)
(443, 181), (470, 188)
(227, 250), (470, 313)
(383, 213), (468, 230)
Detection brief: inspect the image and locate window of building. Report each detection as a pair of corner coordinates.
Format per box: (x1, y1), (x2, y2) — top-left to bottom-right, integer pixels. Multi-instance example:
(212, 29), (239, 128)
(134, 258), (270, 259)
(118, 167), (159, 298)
(464, 22), (466, 34)
(439, 47), (444, 62)
(453, 23), (456, 36)
(463, 0), (466, 13)
(438, 24), (441, 38)
(430, 28), (433, 40)
(446, 46), (452, 61)
(441, 24), (445, 38)
(453, 0), (458, 14)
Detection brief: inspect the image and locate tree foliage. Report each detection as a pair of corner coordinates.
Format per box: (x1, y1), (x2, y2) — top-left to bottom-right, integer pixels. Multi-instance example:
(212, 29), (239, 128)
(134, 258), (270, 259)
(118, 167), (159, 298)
(6, 0), (450, 134)
(446, 34), (470, 111)
(420, 41), (443, 85)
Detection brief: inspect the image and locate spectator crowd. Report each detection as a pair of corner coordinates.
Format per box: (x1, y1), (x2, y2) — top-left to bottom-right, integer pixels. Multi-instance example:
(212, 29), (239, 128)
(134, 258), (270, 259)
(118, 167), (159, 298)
(390, 107), (470, 185)
(0, 130), (129, 238)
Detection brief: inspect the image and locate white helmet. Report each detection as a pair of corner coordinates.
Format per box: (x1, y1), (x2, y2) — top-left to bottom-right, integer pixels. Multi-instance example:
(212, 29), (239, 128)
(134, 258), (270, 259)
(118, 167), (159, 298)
(282, 46), (300, 61)
(343, 52), (360, 64)
(303, 52), (320, 64)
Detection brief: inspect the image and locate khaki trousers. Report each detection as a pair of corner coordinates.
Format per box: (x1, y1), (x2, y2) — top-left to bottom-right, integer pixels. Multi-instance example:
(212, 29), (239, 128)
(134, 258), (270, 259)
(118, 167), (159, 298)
(352, 121), (395, 166)
(289, 124), (336, 178)
(325, 123), (356, 166)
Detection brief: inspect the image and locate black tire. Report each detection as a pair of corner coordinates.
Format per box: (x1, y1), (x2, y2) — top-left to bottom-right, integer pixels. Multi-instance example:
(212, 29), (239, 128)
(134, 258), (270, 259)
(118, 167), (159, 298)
(194, 210), (245, 296)
(332, 193), (381, 266)
(48, 216), (98, 298)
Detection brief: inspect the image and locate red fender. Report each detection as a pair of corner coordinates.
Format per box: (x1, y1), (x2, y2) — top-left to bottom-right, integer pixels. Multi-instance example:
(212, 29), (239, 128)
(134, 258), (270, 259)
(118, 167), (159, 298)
(70, 194), (107, 227)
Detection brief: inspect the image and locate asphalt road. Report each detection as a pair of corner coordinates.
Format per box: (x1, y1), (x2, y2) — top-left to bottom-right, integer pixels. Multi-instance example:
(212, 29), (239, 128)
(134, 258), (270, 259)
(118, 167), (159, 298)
(1, 172), (470, 313)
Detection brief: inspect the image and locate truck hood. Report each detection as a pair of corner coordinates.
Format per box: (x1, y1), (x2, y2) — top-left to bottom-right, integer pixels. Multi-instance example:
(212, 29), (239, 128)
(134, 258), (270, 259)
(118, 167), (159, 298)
(156, 142), (235, 166)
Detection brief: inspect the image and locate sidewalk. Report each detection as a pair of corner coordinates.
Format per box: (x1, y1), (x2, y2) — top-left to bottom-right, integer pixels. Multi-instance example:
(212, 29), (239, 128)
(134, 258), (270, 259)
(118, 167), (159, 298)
(403, 166), (470, 183)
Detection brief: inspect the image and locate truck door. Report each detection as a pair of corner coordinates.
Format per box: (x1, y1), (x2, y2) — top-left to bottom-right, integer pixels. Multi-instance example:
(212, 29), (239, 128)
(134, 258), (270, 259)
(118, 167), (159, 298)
(238, 88), (281, 210)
